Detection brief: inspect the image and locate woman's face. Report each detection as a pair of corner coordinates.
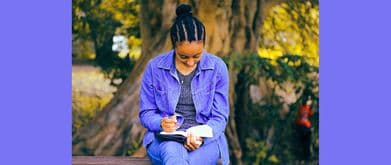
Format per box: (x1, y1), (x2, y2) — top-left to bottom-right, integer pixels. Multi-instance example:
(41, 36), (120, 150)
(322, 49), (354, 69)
(175, 41), (204, 68)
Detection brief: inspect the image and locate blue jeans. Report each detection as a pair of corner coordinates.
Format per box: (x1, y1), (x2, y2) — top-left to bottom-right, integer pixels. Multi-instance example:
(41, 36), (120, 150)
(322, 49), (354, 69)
(146, 139), (220, 165)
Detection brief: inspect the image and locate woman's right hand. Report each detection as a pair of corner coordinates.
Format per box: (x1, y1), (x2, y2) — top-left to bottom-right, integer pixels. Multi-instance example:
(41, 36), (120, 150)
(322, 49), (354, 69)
(160, 115), (178, 132)
(184, 132), (203, 151)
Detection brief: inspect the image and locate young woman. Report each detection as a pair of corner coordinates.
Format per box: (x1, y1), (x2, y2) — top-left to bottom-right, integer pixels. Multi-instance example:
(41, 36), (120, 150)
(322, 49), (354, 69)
(139, 4), (230, 165)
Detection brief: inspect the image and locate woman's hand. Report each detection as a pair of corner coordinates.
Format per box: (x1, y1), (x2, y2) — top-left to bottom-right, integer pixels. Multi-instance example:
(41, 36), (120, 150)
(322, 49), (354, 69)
(184, 132), (203, 151)
(160, 115), (178, 132)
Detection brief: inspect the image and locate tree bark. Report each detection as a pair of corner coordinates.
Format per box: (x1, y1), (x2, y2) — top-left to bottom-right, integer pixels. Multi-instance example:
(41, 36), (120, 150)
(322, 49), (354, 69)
(73, 0), (287, 164)
(72, 0), (176, 156)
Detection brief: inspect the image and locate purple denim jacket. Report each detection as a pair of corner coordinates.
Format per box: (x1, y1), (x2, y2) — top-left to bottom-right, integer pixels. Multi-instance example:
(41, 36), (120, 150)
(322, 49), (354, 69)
(139, 50), (230, 164)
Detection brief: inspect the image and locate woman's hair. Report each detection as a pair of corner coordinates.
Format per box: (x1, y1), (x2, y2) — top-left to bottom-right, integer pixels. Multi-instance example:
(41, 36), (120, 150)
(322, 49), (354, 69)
(170, 4), (206, 47)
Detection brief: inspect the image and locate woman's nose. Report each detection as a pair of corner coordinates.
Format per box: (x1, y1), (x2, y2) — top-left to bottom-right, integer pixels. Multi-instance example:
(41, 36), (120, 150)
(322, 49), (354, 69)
(186, 59), (195, 66)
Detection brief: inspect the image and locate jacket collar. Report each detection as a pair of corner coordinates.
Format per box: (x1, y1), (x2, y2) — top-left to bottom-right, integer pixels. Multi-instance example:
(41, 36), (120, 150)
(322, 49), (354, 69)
(157, 49), (214, 71)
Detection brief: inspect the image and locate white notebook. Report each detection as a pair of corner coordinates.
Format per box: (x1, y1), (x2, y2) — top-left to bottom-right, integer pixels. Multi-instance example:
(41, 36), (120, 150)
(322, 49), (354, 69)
(160, 125), (213, 138)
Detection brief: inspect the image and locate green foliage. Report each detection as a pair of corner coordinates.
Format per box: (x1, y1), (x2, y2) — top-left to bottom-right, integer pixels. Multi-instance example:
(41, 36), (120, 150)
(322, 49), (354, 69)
(225, 52), (319, 164)
(126, 140), (141, 156)
(72, 0), (141, 87)
(245, 139), (268, 165)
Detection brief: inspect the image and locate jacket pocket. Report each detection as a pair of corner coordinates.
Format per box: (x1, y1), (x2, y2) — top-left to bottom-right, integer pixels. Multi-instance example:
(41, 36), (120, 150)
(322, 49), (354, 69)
(154, 86), (167, 111)
(195, 85), (214, 116)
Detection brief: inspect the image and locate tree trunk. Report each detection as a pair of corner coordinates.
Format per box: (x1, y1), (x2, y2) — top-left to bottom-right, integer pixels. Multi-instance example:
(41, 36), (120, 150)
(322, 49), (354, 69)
(73, 0), (287, 164)
(72, 0), (176, 156)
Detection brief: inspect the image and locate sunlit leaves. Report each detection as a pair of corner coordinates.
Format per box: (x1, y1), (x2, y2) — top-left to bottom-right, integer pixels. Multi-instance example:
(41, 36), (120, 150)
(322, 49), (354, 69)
(259, 1), (319, 66)
(99, 0), (140, 35)
(127, 36), (142, 59)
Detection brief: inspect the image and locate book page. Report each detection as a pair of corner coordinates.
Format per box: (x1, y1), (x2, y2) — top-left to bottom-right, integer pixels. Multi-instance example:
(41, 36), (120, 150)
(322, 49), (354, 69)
(160, 130), (187, 137)
(186, 125), (213, 137)
(159, 125), (213, 138)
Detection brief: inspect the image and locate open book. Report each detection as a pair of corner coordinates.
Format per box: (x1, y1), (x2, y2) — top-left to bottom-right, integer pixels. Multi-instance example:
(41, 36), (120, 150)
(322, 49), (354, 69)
(156, 125), (213, 144)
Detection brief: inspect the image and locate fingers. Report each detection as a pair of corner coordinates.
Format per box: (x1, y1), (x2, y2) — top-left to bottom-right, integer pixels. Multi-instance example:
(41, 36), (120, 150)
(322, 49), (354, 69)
(162, 122), (176, 132)
(184, 143), (191, 150)
(187, 133), (196, 150)
(196, 137), (203, 144)
(193, 136), (202, 146)
(163, 116), (177, 124)
(161, 117), (177, 132)
(169, 115), (177, 122)
(186, 133), (193, 150)
(185, 133), (202, 151)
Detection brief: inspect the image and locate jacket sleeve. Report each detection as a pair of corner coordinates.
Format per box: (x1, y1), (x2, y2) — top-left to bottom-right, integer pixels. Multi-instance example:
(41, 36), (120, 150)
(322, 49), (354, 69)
(139, 62), (163, 132)
(206, 60), (230, 141)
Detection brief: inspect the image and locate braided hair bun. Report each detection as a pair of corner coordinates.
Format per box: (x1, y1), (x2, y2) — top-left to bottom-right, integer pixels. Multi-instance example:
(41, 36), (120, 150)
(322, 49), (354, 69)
(176, 4), (192, 17)
(170, 4), (205, 46)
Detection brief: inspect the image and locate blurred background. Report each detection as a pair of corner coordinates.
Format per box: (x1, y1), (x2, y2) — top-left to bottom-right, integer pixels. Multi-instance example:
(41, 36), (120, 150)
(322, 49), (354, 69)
(72, 0), (319, 164)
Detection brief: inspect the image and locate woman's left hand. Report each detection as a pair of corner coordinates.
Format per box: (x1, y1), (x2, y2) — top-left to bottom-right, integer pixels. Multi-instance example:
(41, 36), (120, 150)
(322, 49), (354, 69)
(184, 132), (203, 151)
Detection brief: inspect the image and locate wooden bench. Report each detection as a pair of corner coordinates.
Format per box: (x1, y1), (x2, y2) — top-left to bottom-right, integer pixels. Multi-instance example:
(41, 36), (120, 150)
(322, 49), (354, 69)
(72, 156), (151, 165)
(73, 156), (223, 165)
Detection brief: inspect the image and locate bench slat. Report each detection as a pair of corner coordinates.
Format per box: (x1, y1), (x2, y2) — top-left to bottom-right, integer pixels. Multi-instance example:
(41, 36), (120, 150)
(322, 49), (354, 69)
(72, 156), (151, 165)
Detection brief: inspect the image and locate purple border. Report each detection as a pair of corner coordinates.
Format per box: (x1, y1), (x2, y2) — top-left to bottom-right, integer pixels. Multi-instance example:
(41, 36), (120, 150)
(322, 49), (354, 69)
(0, 0), (71, 164)
(321, 0), (391, 164)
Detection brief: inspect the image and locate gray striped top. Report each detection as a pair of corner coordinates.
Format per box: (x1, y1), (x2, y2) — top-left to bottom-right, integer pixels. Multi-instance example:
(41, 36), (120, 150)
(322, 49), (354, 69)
(176, 68), (200, 130)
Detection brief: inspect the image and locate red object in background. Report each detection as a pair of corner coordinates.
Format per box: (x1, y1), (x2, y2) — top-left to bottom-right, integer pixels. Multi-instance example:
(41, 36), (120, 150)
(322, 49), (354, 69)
(296, 104), (313, 128)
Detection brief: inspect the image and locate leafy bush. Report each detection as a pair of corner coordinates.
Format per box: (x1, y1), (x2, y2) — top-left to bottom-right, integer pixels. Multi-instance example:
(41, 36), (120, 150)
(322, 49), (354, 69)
(224, 53), (319, 164)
